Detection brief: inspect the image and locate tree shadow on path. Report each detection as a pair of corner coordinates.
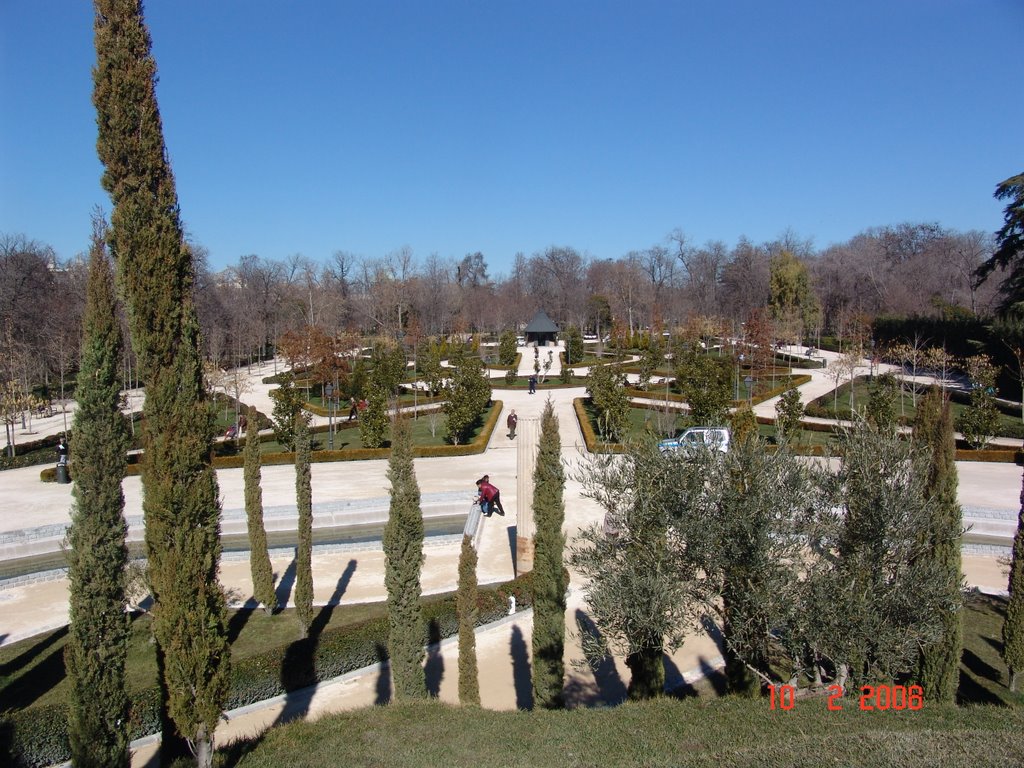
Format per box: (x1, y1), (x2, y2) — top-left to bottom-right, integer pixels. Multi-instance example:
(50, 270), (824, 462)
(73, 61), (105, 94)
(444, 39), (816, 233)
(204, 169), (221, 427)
(424, 619), (445, 697)
(274, 559), (359, 728)
(563, 609), (627, 707)
(510, 624), (533, 710)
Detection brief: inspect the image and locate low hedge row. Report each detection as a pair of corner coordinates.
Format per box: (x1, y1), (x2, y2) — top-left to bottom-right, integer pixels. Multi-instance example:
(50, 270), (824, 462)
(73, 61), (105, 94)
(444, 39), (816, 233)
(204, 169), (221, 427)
(1, 432), (66, 471)
(2, 572), (536, 768)
(748, 374), (811, 406)
(954, 448), (1024, 463)
(40, 402), (503, 481)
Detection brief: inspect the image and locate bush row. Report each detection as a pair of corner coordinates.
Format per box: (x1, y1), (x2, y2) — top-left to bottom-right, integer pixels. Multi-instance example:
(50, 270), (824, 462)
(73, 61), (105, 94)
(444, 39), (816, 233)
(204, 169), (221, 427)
(2, 572), (536, 768)
(748, 374), (812, 406)
(40, 401), (503, 482)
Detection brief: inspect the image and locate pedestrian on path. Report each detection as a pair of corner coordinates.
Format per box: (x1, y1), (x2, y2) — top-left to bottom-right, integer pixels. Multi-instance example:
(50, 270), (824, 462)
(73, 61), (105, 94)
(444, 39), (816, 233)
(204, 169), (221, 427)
(348, 397), (358, 421)
(507, 409), (518, 439)
(528, 374), (537, 394)
(55, 437), (69, 466)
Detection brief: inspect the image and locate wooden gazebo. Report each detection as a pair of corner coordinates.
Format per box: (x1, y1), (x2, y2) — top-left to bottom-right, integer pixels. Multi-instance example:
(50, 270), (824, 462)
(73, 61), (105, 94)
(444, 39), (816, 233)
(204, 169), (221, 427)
(524, 310), (559, 345)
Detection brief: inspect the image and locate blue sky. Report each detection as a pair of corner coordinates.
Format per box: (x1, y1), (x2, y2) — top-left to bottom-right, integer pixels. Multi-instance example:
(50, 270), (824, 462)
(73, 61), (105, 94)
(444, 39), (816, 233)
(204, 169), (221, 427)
(2, 1), (1022, 275)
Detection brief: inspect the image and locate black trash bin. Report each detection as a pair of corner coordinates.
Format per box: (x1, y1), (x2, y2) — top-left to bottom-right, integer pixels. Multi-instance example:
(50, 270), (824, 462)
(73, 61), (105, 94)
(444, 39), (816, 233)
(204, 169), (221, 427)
(56, 463), (69, 484)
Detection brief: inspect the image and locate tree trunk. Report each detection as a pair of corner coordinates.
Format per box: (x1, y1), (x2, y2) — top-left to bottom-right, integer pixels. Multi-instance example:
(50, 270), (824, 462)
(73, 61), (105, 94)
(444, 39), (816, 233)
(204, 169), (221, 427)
(625, 646), (664, 700)
(193, 723), (213, 768)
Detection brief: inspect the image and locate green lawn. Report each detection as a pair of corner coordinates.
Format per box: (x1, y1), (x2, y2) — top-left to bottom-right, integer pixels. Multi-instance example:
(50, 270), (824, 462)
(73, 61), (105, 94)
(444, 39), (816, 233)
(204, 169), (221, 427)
(216, 698), (1024, 768)
(811, 377), (1024, 438)
(588, 403), (838, 449)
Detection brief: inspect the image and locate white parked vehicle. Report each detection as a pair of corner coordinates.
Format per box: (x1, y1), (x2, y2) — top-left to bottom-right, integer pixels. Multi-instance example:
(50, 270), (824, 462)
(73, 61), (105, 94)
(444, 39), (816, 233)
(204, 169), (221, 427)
(658, 426), (731, 454)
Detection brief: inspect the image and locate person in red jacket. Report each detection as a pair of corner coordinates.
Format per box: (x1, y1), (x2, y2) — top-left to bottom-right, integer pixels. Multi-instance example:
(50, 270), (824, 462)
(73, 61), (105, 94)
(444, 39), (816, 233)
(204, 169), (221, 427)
(475, 475), (506, 516)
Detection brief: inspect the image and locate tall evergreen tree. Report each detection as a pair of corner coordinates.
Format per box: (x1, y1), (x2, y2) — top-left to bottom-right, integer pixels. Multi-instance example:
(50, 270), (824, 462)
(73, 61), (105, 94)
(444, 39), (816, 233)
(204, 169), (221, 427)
(456, 534), (480, 705)
(244, 405), (277, 614)
(912, 388), (963, 702)
(1003, 471), (1024, 692)
(532, 400), (567, 708)
(65, 222), (131, 768)
(383, 415), (426, 699)
(93, 3), (229, 763)
(976, 172), (1024, 313)
(294, 415), (314, 636)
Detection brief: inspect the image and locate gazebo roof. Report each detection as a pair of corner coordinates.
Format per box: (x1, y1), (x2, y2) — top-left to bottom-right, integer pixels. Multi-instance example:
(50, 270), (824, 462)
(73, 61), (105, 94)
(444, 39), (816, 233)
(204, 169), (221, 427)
(524, 310), (559, 334)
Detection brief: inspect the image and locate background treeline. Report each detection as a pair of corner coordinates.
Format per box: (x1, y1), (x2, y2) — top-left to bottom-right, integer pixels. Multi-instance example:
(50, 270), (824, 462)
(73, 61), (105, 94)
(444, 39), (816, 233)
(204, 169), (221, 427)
(0, 222), (999, 392)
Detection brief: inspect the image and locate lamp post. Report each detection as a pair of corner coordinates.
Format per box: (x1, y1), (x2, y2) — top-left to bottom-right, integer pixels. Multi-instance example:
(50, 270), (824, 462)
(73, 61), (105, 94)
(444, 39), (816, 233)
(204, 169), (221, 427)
(324, 382), (334, 449)
(744, 375), (753, 406)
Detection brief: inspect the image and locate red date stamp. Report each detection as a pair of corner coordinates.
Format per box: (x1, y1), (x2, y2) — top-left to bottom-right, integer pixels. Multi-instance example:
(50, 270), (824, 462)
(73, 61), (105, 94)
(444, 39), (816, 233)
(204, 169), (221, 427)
(768, 684), (923, 711)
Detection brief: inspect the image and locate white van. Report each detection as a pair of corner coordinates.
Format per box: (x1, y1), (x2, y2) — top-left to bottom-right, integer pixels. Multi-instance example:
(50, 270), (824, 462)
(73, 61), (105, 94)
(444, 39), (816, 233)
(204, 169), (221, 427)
(658, 427), (731, 454)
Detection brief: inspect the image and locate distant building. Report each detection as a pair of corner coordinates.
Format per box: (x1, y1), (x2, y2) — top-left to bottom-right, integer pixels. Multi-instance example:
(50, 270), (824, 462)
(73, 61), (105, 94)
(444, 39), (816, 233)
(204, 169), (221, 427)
(524, 310), (559, 345)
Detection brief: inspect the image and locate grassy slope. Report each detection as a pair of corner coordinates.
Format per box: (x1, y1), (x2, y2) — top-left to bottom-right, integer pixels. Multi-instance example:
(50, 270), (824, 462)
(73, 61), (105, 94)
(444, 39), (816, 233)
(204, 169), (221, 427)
(221, 699), (1024, 768)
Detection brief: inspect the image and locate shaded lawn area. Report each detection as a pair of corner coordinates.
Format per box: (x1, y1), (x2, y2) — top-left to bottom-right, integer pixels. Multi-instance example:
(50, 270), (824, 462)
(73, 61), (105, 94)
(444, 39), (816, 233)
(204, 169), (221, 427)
(0, 602), (389, 715)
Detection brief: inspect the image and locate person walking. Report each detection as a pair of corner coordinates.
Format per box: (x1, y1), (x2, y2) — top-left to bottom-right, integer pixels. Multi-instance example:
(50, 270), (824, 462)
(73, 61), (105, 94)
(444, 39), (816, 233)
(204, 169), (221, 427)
(528, 374), (537, 395)
(506, 409), (518, 439)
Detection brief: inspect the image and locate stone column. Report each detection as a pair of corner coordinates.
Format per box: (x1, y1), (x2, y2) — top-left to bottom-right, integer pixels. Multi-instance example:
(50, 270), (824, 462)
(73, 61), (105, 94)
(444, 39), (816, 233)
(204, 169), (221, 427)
(515, 416), (540, 575)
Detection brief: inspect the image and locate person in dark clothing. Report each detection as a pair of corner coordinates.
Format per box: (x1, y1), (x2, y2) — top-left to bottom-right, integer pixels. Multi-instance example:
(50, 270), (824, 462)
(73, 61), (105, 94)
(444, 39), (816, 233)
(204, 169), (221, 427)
(56, 437), (69, 466)
(528, 374), (537, 394)
(475, 475), (505, 516)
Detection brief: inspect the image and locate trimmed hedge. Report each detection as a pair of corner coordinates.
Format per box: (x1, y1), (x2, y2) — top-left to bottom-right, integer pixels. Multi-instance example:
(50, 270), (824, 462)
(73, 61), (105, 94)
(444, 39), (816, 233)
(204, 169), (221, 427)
(1, 432), (67, 471)
(41, 402), (503, 481)
(954, 448), (1024, 464)
(747, 374), (811, 406)
(1, 572), (536, 768)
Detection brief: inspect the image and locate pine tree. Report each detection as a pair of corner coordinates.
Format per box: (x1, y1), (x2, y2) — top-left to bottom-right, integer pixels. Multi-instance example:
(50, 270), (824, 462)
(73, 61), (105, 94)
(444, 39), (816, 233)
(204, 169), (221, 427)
(532, 399), (567, 708)
(294, 415), (314, 636)
(456, 534), (480, 705)
(1003, 470), (1024, 691)
(383, 415), (426, 699)
(93, 3), (229, 763)
(65, 222), (131, 768)
(244, 405), (277, 614)
(912, 388), (963, 702)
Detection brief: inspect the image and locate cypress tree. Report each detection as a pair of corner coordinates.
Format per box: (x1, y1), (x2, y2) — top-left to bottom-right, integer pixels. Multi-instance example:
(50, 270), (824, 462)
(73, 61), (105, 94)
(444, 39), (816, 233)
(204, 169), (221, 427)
(532, 399), (567, 708)
(93, 3), (229, 763)
(244, 405), (277, 614)
(383, 415), (426, 699)
(1004, 470), (1024, 691)
(912, 387), (963, 702)
(457, 534), (480, 705)
(65, 222), (131, 768)
(294, 414), (314, 636)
